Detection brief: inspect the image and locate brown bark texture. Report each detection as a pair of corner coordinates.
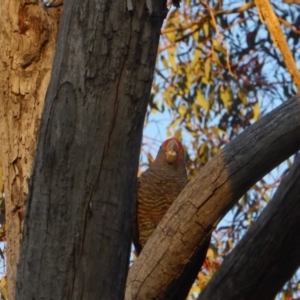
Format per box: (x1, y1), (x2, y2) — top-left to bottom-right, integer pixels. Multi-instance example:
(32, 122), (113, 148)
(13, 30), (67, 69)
(198, 154), (300, 300)
(125, 95), (300, 299)
(15, 0), (167, 299)
(0, 1), (62, 298)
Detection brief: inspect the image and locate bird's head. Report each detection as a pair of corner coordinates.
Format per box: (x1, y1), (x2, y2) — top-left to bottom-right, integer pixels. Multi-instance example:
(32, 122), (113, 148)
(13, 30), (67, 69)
(154, 138), (186, 169)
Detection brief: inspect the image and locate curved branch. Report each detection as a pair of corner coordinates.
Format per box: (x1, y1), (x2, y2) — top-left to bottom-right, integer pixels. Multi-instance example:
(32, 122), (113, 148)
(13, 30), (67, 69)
(199, 154), (300, 300)
(125, 95), (300, 299)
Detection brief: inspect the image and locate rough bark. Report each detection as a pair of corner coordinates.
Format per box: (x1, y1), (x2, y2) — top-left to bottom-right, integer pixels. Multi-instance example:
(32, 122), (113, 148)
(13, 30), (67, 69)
(125, 95), (300, 299)
(0, 1), (62, 298)
(198, 154), (300, 300)
(15, 0), (166, 299)
(164, 235), (211, 300)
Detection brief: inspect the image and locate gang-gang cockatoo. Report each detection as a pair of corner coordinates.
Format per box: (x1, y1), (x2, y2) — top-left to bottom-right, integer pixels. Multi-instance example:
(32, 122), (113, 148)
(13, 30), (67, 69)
(132, 138), (211, 300)
(133, 137), (188, 253)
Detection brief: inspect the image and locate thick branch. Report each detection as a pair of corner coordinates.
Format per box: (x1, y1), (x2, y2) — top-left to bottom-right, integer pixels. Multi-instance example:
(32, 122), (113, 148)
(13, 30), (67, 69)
(125, 95), (300, 299)
(199, 154), (300, 300)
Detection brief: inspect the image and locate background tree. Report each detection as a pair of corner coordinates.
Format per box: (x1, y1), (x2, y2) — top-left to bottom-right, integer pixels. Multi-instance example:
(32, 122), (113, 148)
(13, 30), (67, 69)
(0, 1), (62, 298)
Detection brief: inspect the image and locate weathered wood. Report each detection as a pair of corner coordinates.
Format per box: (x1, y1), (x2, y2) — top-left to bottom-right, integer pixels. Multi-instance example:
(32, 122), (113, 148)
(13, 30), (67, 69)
(125, 95), (300, 299)
(16, 0), (167, 299)
(199, 154), (300, 300)
(0, 1), (62, 297)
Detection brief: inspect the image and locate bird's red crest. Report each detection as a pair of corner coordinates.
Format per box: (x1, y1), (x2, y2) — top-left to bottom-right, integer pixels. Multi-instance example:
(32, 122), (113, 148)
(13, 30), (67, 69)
(162, 138), (183, 150)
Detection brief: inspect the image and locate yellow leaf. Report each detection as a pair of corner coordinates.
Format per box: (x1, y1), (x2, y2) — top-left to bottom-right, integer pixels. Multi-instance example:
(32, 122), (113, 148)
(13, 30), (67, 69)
(188, 284), (200, 296)
(212, 39), (226, 54)
(192, 48), (202, 70)
(199, 142), (207, 156)
(1, 276), (7, 300)
(178, 105), (187, 116)
(238, 90), (248, 105)
(201, 76), (211, 85)
(203, 22), (209, 37)
(192, 24), (200, 42)
(220, 86), (232, 109)
(206, 248), (215, 264)
(169, 47), (176, 72)
(253, 102), (260, 121)
(161, 55), (169, 70)
(204, 59), (211, 81)
(165, 31), (176, 43)
(174, 128), (182, 140)
(212, 50), (221, 66)
(196, 91), (209, 112)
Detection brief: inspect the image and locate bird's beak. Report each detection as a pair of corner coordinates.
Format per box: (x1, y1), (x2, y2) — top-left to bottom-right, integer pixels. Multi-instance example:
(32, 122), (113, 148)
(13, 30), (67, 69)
(166, 140), (178, 163)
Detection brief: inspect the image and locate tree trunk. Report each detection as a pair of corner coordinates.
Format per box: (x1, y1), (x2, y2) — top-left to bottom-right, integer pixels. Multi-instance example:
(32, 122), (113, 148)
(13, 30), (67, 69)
(15, 0), (167, 299)
(125, 95), (300, 299)
(0, 1), (62, 298)
(198, 154), (300, 300)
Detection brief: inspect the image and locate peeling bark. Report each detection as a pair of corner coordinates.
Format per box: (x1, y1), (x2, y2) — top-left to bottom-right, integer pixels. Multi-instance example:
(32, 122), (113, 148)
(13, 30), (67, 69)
(125, 95), (300, 299)
(0, 1), (62, 297)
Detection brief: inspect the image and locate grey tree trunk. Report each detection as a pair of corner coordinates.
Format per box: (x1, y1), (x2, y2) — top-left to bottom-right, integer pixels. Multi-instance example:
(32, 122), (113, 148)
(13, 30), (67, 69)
(0, 1), (62, 298)
(198, 154), (300, 300)
(15, 0), (167, 299)
(126, 95), (300, 299)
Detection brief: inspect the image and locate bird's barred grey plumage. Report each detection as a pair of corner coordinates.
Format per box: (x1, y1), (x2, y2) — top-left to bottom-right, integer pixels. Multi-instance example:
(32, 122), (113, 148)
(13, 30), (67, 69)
(132, 137), (211, 299)
(133, 138), (188, 254)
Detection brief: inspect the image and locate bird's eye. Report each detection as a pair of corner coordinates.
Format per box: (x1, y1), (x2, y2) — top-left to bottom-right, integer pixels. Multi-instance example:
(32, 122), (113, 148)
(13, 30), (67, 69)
(159, 146), (162, 150)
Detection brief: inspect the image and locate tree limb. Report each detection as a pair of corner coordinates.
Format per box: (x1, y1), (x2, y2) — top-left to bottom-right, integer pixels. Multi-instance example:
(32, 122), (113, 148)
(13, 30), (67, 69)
(125, 95), (300, 299)
(198, 154), (300, 300)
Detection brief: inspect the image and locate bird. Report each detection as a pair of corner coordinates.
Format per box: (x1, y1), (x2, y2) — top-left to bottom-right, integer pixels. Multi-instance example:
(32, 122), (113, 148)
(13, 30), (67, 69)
(132, 137), (211, 299)
(132, 137), (188, 254)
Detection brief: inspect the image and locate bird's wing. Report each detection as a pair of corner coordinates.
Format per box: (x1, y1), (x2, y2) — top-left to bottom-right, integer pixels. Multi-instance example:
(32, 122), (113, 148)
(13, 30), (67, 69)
(132, 177), (142, 255)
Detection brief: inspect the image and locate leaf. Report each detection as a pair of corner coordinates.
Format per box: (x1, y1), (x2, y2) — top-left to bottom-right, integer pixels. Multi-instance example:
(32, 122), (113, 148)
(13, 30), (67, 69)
(165, 31), (176, 43)
(161, 55), (169, 70)
(196, 91), (209, 112)
(220, 86), (232, 109)
(188, 284), (200, 296)
(1, 276), (7, 300)
(238, 90), (248, 105)
(206, 248), (215, 264)
(212, 39), (226, 54)
(178, 105), (187, 116)
(204, 59), (211, 81)
(174, 128), (182, 140)
(169, 47), (176, 72)
(253, 102), (260, 121)
(203, 22), (210, 37)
